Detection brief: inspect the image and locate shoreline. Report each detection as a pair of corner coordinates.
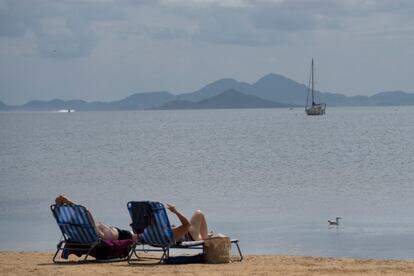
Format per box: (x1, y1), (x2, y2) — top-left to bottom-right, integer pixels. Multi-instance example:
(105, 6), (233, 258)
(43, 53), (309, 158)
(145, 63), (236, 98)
(1, 251), (414, 275)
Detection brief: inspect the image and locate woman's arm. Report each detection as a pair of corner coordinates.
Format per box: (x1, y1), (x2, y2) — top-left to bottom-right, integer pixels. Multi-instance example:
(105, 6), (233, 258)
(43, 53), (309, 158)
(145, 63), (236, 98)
(166, 204), (191, 240)
(167, 204), (190, 227)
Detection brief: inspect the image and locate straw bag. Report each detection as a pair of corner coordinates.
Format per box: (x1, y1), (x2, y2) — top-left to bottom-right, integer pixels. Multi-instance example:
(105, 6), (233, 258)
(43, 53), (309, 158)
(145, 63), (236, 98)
(204, 234), (231, 263)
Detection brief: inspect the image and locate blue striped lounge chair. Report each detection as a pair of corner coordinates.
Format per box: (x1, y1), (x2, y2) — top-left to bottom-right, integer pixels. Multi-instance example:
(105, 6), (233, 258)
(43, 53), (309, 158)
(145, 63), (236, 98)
(126, 201), (243, 264)
(50, 203), (130, 262)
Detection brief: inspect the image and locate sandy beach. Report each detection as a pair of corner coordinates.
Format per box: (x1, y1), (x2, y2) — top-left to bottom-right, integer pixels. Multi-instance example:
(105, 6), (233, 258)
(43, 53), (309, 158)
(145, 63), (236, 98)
(1, 252), (414, 276)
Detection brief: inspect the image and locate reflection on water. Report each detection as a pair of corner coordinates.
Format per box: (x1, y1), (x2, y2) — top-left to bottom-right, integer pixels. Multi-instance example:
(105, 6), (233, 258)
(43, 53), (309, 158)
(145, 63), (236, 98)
(1, 107), (414, 259)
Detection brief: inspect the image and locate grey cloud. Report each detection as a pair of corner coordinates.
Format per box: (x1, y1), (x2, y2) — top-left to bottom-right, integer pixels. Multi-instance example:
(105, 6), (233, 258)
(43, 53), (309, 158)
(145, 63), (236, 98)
(0, 0), (41, 37)
(251, 9), (317, 32)
(140, 0), (414, 46)
(139, 1), (350, 46)
(152, 28), (191, 41)
(248, 1), (351, 31)
(6, 0), (413, 55)
(3, 0), (414, 52)
(0, 13), (26, 37)
(363, 0), (414, 14)
(0, 0), (125, 58)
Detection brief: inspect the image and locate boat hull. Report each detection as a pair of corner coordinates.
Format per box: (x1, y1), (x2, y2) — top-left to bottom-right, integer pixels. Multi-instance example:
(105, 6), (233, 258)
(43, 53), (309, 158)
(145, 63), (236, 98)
(305, 104), (326, 115)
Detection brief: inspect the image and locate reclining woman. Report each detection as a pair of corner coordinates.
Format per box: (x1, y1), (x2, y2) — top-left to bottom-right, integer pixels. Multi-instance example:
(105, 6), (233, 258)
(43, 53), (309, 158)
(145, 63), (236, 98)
(55, 195), (209, 243)
(165, 203), (209, 242)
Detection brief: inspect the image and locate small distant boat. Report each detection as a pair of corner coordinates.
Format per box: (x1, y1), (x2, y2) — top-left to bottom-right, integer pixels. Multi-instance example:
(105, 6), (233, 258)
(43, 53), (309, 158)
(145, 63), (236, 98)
(58, 109), (75, 113)
(305, 59), (326, 116)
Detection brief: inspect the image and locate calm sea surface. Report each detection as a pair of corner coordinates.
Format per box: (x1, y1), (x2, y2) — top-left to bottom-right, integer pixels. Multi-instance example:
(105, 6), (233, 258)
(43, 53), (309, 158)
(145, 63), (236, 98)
(1, 107), (414, 259)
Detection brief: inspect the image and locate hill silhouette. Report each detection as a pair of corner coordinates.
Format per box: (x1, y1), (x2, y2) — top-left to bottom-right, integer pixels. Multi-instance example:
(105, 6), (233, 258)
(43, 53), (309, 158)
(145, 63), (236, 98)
(158, 89), (295, 109)
(2, 74), (414, 111)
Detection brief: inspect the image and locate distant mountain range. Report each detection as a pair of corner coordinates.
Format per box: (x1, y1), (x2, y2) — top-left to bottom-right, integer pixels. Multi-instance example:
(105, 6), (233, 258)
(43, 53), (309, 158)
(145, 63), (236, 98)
(1, 73), (414, 111)
(157, 89), (296, 110)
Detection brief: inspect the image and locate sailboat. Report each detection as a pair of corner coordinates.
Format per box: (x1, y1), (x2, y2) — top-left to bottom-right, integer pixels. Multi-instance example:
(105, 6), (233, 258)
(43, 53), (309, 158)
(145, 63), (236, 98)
(305, 59), (326, 115)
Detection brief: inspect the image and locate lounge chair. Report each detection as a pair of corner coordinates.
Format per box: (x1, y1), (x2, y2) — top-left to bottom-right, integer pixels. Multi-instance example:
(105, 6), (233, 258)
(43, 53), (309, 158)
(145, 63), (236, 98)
(126, 201), (243, 264)
(50, 203), (132, 263)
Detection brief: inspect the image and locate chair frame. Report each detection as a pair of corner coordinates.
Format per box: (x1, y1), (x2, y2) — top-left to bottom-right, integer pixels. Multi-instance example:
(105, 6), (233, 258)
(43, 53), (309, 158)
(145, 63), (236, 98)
(50, 204), (128, 263)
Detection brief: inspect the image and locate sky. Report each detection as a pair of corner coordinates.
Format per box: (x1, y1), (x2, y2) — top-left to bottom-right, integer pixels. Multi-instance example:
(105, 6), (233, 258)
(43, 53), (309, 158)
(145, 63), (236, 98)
(1, 0), (414, 105)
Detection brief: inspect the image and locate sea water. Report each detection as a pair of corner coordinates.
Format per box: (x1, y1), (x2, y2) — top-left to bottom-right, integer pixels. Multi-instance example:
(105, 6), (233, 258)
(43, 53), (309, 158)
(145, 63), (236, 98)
(1, 107), (414, 259)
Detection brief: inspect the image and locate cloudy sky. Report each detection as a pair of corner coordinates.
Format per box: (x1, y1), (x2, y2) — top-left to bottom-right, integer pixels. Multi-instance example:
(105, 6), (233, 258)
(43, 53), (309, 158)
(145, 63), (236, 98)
(1, 0), (414, 105)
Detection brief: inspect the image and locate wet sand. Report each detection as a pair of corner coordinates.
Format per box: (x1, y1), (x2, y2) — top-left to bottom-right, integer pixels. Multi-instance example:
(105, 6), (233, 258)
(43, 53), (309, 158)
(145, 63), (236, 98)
(1, 252), (414, 275)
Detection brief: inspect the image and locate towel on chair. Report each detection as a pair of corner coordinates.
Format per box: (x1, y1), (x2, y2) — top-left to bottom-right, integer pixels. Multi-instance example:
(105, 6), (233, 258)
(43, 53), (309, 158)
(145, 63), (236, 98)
(62, 239), (134, 260)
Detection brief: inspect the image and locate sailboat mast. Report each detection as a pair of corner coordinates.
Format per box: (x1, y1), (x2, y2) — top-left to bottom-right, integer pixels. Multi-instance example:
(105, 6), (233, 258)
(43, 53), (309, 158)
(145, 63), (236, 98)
(305, 58), (326, 115)
(311, 58), (314, 104)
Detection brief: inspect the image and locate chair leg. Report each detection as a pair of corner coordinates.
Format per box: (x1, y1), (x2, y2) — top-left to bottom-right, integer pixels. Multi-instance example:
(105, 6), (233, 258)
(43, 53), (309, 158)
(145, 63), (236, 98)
(83, 242), (99, 261)
(133, 251), (140, 259)
(159, 247), (168, 263)
(52, 248), (61, 263)
(52, 240), (65, 263)
(127, 244), (137, 264)
(83, 249), (91, 261)
(83, 246), (94, 261)
(231, 241), (243, 262)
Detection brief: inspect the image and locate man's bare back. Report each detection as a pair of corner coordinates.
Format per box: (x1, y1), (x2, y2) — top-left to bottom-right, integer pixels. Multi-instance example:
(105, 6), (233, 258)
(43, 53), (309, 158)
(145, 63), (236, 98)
(95, 223), (119, 240)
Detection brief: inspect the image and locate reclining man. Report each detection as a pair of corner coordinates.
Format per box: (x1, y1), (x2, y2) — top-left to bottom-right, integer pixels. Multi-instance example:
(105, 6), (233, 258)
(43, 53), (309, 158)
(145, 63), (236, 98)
(55, 195), (138, 241)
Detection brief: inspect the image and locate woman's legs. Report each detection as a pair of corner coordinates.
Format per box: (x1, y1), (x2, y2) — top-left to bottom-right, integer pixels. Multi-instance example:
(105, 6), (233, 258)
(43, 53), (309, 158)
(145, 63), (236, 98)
(170, 208), (209, 241)
(188, 210), (209, 240)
